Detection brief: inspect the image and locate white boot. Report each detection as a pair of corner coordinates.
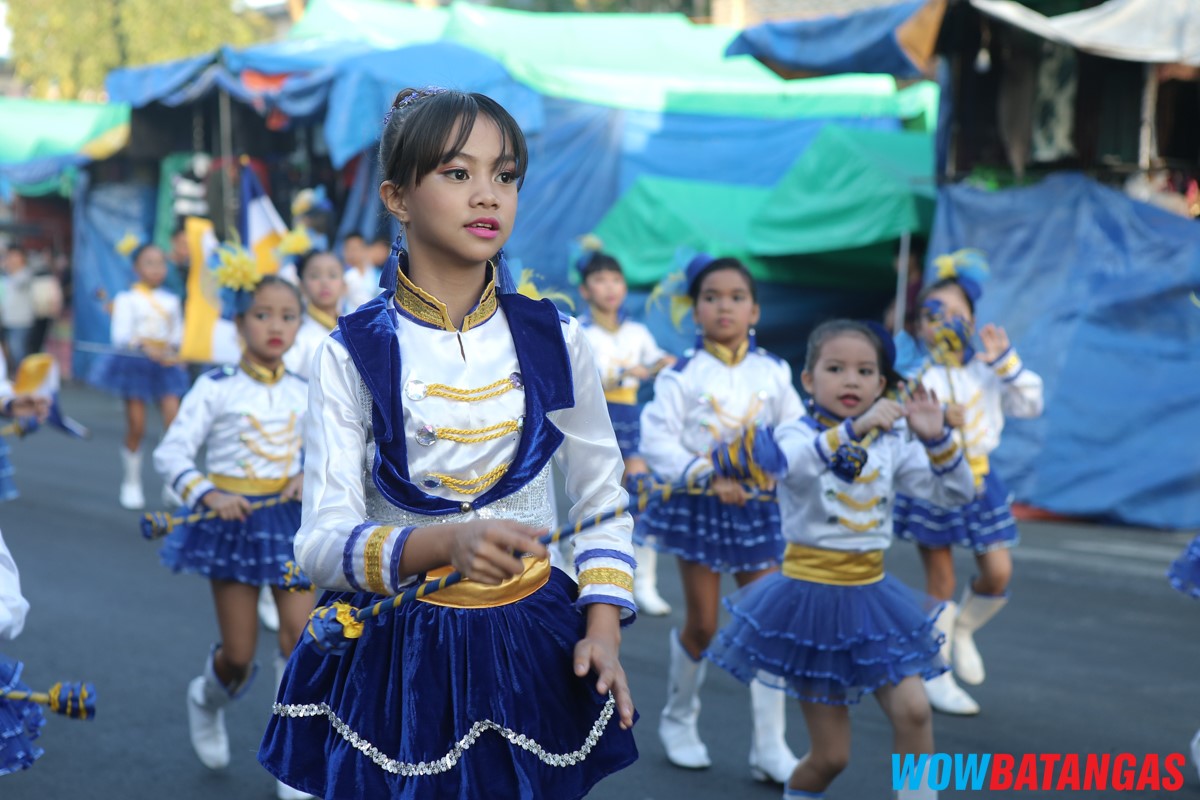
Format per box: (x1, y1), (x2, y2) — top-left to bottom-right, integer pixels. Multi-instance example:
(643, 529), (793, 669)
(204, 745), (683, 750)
(273, 652), (315, 799)
(259, 586), (280, 632)
(748, 677), (800, 783)
(895, 754), (938, 800)
(924, 602), (980, 716)
(952, 586), (1008, 686)
(660, 630), (711, 769)
(119, 447), (145, 510)
(1189, 727), (1200, 782)
(634, 544), (671, 616)
(187, 646), (255, 769)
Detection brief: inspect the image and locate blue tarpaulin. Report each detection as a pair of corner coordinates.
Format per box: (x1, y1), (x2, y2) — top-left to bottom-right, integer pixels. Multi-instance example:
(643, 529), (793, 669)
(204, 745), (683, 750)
(929, 173), (1200, 530)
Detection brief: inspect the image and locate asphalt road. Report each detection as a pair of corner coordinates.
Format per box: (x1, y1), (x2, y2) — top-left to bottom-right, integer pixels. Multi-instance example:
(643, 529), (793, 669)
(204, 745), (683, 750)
(2, 385), (1196, 800)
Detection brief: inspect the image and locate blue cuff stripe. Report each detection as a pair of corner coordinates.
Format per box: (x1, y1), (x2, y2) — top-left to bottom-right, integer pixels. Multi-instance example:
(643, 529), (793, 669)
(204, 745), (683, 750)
(574, 548), (638, 571)
(172, 468), (201, 491)
(1000, 366), (1025, 383)
(577, 593), (638, 625)
(986, 346), (1013, 367)
(388, 526), (415, 594)
(932, 454), (964, 476)
(342, 523), (371, 592)
(921, 426), (954, 448)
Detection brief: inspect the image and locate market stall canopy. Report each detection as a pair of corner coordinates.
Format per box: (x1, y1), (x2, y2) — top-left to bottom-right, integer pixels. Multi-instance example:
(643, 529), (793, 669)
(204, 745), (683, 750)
(0, 99), (130, 192)
(725, 0), (947, 78)
(970, 0), (1200, 65)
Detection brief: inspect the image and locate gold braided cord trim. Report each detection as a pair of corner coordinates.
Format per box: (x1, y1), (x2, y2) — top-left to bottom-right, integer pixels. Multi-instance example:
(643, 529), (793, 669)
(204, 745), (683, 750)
(578, 567), (634, 593)
(364, 526), (394, 595)
(836, 516), (884, 534)
(428, 463), (509, 495)
(833, 492), (886, 512)
(426, 376), (519, 403)
(964, 428), (987, 448)
(854, 469), (880, 484)
(435, 420), (521, 444)
(247, 412), (297, 444)
(928, 443), (961, 466)
(966, 389), (983, 409)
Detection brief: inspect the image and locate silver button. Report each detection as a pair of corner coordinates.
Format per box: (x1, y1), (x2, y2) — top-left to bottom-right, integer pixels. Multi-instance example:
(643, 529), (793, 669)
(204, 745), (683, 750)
(517, 415), (525, 431)
(460, 502), (472, 513)
(415, 425), (437, 447)
(405, 380), (427, 401)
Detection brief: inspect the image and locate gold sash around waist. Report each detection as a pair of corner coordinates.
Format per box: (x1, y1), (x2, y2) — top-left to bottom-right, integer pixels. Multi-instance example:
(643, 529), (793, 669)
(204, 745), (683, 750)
(210, 474), (291, 496)
(782, 543), (884, 586)
(418, 556), (551, 609)
(603, 386), (638, 406)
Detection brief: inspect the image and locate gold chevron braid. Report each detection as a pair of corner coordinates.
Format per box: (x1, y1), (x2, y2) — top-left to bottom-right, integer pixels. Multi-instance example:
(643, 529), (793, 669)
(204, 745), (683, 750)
(142, 497), (296, 539)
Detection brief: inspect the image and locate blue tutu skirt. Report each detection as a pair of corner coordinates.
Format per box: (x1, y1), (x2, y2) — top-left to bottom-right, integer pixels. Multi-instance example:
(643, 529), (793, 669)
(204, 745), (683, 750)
(706, 571), (947, 705)
(159, 493), (302, 586)
(0, 655), (45, 776)
(1168, 534), (1200, 599)
(894, 471), (1019, 553)
(0, 438), (18, 503)
(607, 402), (641, 459)
(634, 489), (783, 573)
(259, 569), (638, 800)
(89, 351), (190, 401)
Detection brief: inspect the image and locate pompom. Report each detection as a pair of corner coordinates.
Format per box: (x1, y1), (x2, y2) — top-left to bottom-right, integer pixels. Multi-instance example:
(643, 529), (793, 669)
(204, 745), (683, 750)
(213, 244), (261, 292)
(278, 225), (314, 257)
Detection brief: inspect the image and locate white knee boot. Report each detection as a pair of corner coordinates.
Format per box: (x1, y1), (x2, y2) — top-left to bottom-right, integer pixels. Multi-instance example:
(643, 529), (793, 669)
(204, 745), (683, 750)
(923, 601), (980, 716)
(749, 677), (800, 783)
(187, 645), (256, 769)
(273, 652), (315, 800)
(634, 544), (671, 616)
(119, 447), (145, 510)
(952, 586), (1008, 686)
(660, 629), (711, 769)
(895, 754), (938, 799)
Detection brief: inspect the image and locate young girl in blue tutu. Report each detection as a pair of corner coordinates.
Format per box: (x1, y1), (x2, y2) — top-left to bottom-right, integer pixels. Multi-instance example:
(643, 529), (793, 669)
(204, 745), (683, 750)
(153, 270), (316, 800)
(637, 255), (803, 782)
(0, 358), (50, 502)
(576, 242), (675, 615)
(707, 319), (974, 800)
(92, 243), (190, 511)
(283, 250), (345, 380)
(892, 256), (1044, 717)
(259, 88), (638, 800)
(0, 526), (39, 775)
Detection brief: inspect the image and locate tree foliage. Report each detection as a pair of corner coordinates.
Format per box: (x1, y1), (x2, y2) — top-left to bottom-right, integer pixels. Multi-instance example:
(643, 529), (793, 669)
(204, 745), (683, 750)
(8, 0), (270, 99)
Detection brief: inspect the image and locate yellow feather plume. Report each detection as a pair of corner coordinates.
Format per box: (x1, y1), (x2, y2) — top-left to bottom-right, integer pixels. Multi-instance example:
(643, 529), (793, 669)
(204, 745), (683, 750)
(214, 244), (262, 292)
(933, 248), (989, 281)
(579, 233), (604, 253)
(516, 269), (575, 310)
(646, 271), (693, 331)
(278, 225), (314, 257)
(115, 232), (141, 258)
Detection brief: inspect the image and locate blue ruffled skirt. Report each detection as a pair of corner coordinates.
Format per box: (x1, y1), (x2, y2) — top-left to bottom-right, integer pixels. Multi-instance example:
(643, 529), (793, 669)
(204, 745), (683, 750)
(894, 471), (1019, 553)
(159, 493), (302, 586)
(89, 351), (190, 401)
(259, 569), (638, 800)
(1168, 534), (1200, 599)
(0, 438), (18, 503)
(706, 570), (947, 705)
(0, 655), (45, 776)
(607, 402), (641, 459)
(634, 489), (783, 573)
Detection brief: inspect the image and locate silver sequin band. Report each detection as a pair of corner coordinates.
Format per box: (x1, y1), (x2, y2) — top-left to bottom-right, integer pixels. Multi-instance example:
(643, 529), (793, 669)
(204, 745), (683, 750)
(272, 692), (616, 777)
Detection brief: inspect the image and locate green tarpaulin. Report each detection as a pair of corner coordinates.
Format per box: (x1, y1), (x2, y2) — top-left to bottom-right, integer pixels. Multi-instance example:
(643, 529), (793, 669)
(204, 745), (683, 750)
(0, 98), (130, 195)
(593, 126), (933, 288)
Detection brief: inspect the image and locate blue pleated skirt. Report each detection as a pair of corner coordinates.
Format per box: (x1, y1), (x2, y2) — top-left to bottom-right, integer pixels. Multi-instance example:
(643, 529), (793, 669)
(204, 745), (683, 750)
(706, 570), (947, 705)
(634, 489), (784, 573)
(894, 471), (1019, 553)
(259, 569), (638, 800)
(159, 493), (302, 586)
(607, 402), (641, 459)
(89, 351), (190, 401)
(0, 655), (45, 776)
(0, 438), (18, 503)
(1168, 534), (1200, 599)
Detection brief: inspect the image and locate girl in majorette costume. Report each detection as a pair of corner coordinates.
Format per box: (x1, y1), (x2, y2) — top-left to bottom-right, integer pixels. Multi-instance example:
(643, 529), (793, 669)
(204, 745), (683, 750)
(0, 527), (39, 775)
(575, 240), (675, 615)
(91, 241), (190, 510)
(636, 254), (802, 783)
(892, 252), (1044, 716)
(706, 320), (974, 800)
(284, 250), (346, 380)
(0, 357), (50, 502)
(259, 88), (638, 800)
(152, 252), (316, 800)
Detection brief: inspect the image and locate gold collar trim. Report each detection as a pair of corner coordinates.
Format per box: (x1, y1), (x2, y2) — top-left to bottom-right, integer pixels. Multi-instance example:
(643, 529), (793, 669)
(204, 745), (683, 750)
(394, 265), (498, 333)
(308, 306), (338, 331)
(240, 357), (287, 385)
(703, 338), (750, 366)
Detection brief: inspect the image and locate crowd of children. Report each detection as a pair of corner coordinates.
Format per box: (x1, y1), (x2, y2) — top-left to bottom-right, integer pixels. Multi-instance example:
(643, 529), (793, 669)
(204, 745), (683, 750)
(10, 87), (1172, 800)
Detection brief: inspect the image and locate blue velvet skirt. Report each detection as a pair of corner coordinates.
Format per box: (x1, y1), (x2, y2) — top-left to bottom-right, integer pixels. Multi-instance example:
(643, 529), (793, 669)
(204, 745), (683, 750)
(1168, 534), (1200, 599)
(159, 493), (302, 586)
(0, 438), (17, 503)
(607, 402), (641, 459)
(634, 489), (783, 573)
(0, 655), (44, 776)
(259, 569), (637, 800)
(894, 471), (1019, 553)
(89, 351), (190, 401)
(706, 570), (947, 706)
